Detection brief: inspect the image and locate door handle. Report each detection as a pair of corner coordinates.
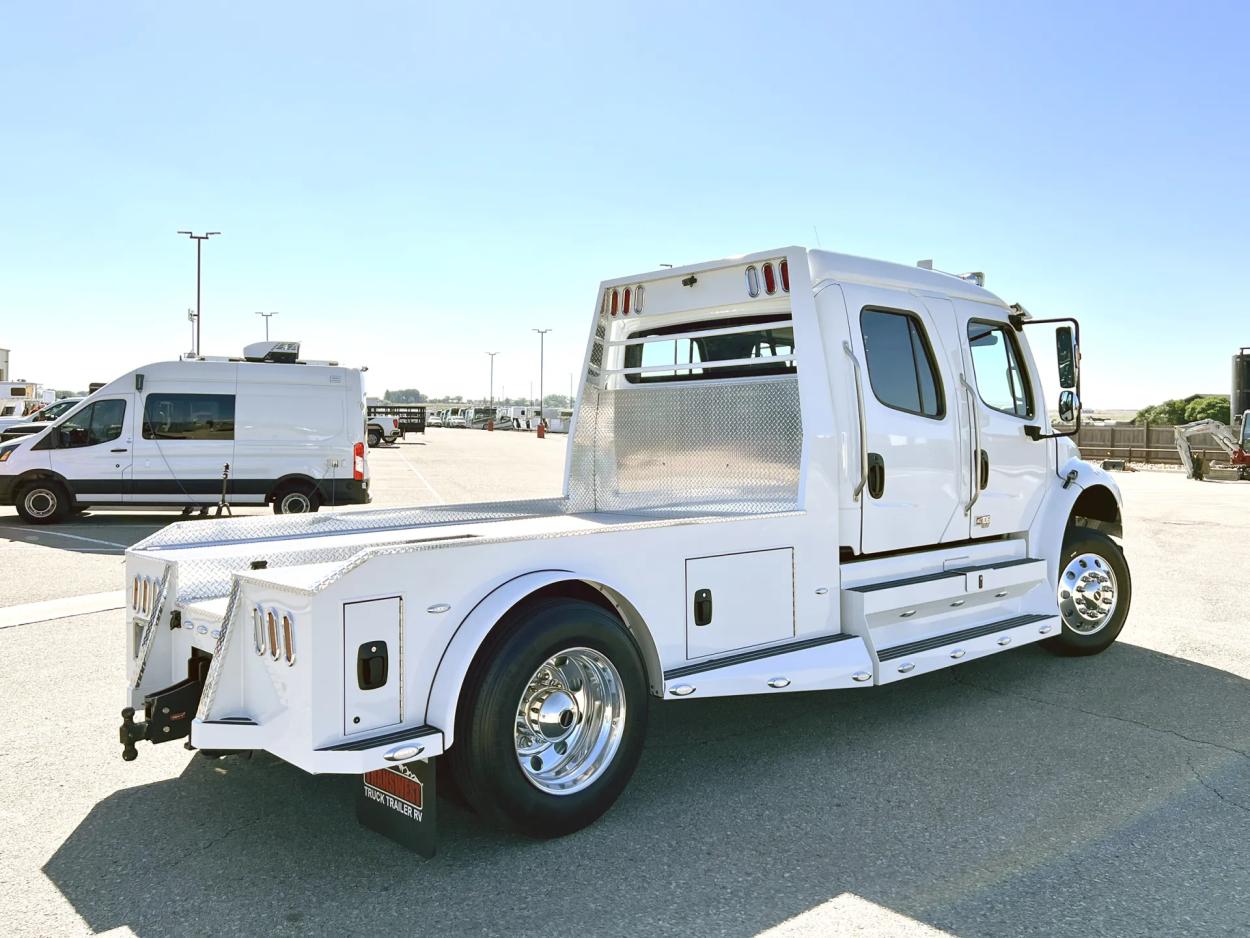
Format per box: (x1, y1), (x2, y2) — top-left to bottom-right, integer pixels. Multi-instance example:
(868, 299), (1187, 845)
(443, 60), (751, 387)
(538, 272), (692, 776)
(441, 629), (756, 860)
(842, 342), (868, 501)
(979, 450), (989, 490)
(693, 589), (713, 627)
(111, 448), (128, 453)
(867, 452), (886, 499)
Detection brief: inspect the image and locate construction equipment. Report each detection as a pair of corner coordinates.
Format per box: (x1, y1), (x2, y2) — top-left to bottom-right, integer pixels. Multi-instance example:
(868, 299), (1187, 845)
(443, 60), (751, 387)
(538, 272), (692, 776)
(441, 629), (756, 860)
(1175, 414), (1250, 480)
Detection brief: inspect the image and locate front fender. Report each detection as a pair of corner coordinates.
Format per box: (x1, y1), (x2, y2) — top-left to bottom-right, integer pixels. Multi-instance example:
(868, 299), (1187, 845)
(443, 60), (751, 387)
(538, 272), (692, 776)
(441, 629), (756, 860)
(1031, 456), (1125, 588)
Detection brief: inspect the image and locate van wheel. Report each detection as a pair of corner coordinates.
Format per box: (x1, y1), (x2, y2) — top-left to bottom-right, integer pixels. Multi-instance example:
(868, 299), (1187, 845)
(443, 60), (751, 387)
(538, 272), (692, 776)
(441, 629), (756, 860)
(16, 480), (71, 524)
(272, 486), (321, 515)
(367, 430), (381, 448)
(1045, 527), (1131, 656)
(448, 598), (648, 838)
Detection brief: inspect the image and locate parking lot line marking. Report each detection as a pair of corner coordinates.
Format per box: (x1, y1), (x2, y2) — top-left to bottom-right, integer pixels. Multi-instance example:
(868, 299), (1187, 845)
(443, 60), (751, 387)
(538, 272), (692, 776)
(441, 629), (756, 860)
(0, 590), (125, 629)
(0, 526), (129, 549)
(395, 449), (444, 504)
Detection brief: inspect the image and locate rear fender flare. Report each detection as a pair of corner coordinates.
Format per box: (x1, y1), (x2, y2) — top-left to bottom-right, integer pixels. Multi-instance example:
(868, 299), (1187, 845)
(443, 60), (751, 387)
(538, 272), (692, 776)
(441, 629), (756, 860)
(425, 570), (661, 749)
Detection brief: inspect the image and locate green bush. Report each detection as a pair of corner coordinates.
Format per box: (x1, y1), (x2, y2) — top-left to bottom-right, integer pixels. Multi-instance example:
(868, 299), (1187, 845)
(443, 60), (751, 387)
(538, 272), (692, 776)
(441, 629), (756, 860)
(1133, 394), (1229, 426)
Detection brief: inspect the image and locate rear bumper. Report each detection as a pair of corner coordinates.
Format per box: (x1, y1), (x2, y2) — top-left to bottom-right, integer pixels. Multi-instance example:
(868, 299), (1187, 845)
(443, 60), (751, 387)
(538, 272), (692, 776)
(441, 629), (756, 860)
(318, 478), (370, 505)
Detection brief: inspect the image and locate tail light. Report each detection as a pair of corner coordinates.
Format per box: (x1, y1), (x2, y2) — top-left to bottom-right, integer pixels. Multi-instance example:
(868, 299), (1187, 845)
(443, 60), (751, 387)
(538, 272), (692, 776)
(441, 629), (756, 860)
(610, 289), (619, 316)
(745, 266), (760, 297)
(779, 258), (790, 292)
(353, 441), (365, 481)
(762, 262), (777, 295)
(622, 287), (631, 315)
(282, 614), (296, 665)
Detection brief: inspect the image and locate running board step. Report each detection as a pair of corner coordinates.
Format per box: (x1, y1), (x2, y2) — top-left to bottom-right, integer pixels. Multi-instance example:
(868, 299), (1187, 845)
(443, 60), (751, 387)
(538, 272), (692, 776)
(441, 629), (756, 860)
(842, 557), (1049, 648)
(874, 613), (1058, 684)
(662, 634), (875, 700)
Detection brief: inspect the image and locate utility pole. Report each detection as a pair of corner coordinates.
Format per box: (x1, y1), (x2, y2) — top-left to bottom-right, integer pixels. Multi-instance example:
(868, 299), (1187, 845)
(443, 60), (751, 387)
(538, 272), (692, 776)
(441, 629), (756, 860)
(487, 352), (497, 410)
(177, 231), (220, 355)
(255, 311), (279, 340)
(533, 328), (551, 423)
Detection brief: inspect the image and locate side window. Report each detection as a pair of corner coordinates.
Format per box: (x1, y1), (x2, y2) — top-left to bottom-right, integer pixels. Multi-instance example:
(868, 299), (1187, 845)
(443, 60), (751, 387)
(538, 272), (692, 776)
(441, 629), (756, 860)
(142, 393), (235, 440)
(967, 321), (1033, 418)
(859, 308), (944, 418)
(58, 399), (126, 448)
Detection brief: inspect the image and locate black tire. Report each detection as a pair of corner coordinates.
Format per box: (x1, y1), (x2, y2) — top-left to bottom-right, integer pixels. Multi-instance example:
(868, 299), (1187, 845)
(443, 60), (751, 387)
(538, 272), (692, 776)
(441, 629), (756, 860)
(1044, 527), (1131, 656)
(448, 598), (649, 838)
(271, 485), (321, 515)
(367, 430), (381, 448)
(15, 479), (71, 524)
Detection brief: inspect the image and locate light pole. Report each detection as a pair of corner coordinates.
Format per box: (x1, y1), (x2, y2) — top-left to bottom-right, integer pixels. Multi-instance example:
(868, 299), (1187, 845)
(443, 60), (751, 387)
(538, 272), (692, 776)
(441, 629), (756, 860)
(255, 311), (279, 340)
(177, 231), (220, 355)
(532, 328), (551, 427)
(487, 352), (497, 410)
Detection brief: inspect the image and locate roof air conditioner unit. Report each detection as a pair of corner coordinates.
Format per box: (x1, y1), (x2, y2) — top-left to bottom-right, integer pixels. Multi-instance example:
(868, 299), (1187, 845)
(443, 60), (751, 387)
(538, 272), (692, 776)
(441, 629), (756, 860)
(243, 341), (301, 363)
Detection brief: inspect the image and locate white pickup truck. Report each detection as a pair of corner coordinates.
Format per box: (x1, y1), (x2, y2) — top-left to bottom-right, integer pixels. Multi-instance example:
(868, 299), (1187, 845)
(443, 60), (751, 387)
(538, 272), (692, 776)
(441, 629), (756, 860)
(118, 248), (1129, 851)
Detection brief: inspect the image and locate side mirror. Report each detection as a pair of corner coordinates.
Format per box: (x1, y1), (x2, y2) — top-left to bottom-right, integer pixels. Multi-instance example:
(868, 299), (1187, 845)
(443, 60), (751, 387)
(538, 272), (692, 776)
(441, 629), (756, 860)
(1056, 326), (1078, 389)
(1058, 389), (1080, 424)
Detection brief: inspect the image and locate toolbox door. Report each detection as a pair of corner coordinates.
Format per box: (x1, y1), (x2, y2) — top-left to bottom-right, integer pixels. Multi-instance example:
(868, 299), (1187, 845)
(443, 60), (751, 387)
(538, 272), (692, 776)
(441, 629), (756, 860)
(685, 549), (795, 659)
(344, 597), (402, 735)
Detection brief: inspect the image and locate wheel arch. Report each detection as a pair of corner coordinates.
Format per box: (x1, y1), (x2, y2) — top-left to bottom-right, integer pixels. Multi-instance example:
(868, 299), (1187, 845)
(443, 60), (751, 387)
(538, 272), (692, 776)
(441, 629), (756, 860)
(425, 571), (663, 750)
(1070, 483), (1122, 539)
(13, 469), (73, 498)
(266, 473), (319, 503)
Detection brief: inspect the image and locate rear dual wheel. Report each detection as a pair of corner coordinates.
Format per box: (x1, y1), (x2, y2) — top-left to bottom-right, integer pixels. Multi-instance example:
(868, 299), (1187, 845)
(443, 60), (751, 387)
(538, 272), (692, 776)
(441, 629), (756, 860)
(448, 598), (648, 838)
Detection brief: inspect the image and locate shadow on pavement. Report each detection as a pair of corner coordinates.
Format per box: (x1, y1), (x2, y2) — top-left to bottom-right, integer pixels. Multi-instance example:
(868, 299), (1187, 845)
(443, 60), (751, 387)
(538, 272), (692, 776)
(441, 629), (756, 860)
(44, 643), (1250, 937)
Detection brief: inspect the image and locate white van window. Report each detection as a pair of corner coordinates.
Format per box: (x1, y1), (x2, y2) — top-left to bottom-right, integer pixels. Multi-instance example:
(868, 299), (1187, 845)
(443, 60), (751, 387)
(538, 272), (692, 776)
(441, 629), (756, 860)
(58, 399), (126, 448)
(143, 393), (235, 440)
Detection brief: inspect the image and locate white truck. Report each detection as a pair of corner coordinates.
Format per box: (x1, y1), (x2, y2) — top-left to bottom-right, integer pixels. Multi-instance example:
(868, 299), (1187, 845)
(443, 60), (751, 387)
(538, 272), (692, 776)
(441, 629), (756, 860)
(366, 413), (402, 448)
(117, 248), (1129, 852)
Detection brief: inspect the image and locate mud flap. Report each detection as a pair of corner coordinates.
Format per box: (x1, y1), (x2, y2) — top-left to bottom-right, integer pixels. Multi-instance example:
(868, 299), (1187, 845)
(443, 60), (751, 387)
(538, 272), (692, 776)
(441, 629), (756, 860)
(356, 758), (438, 858)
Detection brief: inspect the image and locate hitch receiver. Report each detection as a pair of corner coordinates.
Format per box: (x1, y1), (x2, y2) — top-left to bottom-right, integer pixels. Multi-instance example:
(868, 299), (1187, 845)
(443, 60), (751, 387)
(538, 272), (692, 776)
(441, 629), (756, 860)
(118, 658), (208, 761)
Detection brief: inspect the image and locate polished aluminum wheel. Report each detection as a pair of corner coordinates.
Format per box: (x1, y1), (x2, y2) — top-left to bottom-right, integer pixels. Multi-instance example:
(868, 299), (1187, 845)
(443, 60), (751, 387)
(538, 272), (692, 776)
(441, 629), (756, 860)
(515, 647), (626, 796)
(1057, 552), (1118, 634)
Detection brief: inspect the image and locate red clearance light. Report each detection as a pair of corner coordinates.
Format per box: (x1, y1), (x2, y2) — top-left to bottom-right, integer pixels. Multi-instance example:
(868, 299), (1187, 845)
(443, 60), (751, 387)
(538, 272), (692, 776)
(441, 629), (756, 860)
(780, 258), (790, 292)
(622, 287), (631, 315)
(762, 262), (777, 295)
(353, 441), (365, 481)
(610, 289), (619, 316)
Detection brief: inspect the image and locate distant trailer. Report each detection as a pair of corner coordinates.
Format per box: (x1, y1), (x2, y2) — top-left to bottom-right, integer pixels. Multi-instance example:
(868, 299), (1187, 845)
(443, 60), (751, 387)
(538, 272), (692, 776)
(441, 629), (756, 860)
(369, 404), (426, 435)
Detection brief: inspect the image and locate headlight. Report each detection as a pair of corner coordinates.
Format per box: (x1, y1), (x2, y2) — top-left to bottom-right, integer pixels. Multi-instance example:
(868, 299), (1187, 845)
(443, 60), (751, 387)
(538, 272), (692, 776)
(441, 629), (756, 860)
(0, 446), (15, 462)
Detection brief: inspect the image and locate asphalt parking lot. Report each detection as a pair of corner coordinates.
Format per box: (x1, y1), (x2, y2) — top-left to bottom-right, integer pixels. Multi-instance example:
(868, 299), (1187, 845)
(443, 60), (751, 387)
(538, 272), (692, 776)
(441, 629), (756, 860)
(2, 434), (1249, 937)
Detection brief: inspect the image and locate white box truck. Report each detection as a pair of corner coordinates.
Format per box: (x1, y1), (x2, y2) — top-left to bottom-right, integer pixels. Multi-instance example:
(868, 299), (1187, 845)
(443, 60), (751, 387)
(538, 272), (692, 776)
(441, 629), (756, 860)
(0, 342), (371, 522)
(116, 249), (1129, 852)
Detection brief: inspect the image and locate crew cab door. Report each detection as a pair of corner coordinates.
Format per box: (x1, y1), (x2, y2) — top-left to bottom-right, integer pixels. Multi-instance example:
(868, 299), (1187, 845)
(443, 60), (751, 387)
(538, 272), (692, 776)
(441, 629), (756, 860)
(955, 303), (1049, 538)
(840, 284), (965, 554)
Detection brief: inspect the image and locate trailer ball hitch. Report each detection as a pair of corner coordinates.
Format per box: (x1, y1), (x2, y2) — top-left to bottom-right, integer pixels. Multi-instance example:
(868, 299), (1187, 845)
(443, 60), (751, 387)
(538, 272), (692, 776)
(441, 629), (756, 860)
(119, 707), (146, 762)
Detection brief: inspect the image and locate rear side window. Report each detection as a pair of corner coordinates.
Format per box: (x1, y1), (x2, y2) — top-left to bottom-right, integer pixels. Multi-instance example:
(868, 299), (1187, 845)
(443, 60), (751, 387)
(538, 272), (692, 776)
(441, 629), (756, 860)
(859, 309), (944, 418)
(622, 314), (796, 383)
(143, 393), (235, 440)
(967, 320), (1033, 418)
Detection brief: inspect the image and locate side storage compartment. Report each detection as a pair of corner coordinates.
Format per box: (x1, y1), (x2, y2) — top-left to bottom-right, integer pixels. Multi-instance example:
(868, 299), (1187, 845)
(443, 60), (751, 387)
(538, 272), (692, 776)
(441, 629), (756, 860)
(344, 597), (402, 735)
(685, 548), (795, 659)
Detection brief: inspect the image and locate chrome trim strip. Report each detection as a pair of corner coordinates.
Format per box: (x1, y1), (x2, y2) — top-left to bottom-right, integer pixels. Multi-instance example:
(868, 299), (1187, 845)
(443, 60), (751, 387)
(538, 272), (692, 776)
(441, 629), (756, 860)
(843, 341), (868, 501)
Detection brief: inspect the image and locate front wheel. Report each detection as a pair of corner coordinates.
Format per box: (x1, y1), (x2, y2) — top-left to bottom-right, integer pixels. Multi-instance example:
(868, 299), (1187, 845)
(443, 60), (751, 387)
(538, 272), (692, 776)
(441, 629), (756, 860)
(448, 598), (649, 838)
(16, 480), (71, 524)
(1044, 527), (1131, 656)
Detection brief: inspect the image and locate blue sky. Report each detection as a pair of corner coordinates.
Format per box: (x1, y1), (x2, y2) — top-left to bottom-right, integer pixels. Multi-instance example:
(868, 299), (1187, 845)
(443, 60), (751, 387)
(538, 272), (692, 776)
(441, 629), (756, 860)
(1, 1), (1247, 407)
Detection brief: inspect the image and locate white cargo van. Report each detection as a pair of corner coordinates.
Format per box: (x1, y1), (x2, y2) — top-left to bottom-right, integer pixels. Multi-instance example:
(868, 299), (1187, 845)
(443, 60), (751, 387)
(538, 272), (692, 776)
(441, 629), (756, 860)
(0, 342), (371, 523)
